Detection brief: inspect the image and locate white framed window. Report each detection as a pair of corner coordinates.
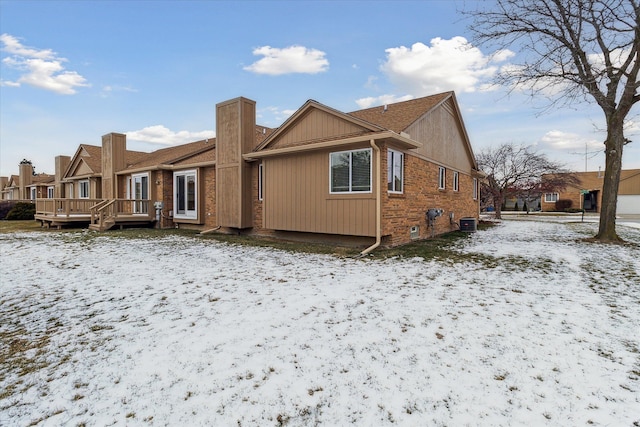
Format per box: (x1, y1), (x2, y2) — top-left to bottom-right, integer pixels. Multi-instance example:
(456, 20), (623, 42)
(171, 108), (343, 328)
(258, 163), (264, 201)
(453, 171), (459, 192)
(544, 193), (559, 203)
(330, 148), (372, 193)
(387, 149), (404, 193)
(47, 186), (54, 198)
(174, 170), (197, 219)
(438, 167), (446, 190)
(79, 180), (89, 198)
(30, 187), (37, 200)
(473, 178), (478, 200)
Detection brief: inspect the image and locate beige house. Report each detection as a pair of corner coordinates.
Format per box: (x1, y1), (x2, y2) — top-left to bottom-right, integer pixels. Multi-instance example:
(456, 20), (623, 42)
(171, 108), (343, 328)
(30, 92), (480, 249)
(541, 169), (640, 214)
(0, 162), (54, 201)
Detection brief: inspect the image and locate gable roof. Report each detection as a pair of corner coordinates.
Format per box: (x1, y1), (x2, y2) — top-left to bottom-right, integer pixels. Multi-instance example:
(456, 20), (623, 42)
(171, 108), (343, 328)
(254, 100), (386, 152)
(63, 143), (150, 179)
(124, 139), (215, 171)
(120, 125), (272, 173)
(348, 92), (453, 133)
(28, 174), (55, 186)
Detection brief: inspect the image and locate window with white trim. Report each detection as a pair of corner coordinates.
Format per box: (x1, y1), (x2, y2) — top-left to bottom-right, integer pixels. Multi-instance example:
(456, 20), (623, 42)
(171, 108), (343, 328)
(544, 193), (559, 203)
(453, 171), (459, 192)
(30, 187), (37, 200)
(47, 186), (54, 198)
(330, 148), (372, 193)
(438, 167), (446, 190)
(258, 163), (264, 201)
(79, 180), (89, 198)
(473, 178), (478, 200)
(387, 149), (404, 193)
(174, 170), (197, 219)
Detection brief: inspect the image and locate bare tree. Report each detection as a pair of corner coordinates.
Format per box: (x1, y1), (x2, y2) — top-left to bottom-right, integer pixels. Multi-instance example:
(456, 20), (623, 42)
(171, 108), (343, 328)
(466, 0), (639, 242)
(477, 143), (578, 219)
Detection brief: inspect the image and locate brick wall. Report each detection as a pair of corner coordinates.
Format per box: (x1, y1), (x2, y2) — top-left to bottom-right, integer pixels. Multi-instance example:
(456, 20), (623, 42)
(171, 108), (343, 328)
(382, 145), (479, 246)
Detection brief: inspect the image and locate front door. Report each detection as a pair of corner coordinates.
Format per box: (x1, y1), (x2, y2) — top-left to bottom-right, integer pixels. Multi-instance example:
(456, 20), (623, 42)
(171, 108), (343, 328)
(132, 174), (149, 214)
(583, 190), (598, 212)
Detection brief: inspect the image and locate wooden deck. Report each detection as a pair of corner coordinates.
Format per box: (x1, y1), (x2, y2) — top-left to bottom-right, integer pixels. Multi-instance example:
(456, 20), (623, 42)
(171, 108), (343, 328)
(35, 198), (155, 230)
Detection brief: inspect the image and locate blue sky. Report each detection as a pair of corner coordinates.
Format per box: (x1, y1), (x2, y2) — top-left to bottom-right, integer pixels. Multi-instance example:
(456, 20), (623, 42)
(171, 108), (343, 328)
(1, 0), (638, 177)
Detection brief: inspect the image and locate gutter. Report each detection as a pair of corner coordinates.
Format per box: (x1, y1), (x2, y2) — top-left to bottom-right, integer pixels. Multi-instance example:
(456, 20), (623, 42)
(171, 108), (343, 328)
(243, 131), (420, 161)
(360, 139), (382, 256)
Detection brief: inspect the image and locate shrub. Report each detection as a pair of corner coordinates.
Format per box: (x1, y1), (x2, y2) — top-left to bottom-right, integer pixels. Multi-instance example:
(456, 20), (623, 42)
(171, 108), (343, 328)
(0, 201), (17, 220)
(555, 199), (572, 211)
(5, 202), (36, 220)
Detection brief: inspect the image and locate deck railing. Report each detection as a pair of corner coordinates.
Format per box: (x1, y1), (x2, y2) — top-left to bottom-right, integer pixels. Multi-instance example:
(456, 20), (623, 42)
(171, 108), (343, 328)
(36, 198), (102, 217)
(36, 198), (152, 219)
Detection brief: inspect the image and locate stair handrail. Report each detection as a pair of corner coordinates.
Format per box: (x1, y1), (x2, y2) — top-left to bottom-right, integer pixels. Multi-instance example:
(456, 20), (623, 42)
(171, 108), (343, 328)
(90, 199), (117, 228)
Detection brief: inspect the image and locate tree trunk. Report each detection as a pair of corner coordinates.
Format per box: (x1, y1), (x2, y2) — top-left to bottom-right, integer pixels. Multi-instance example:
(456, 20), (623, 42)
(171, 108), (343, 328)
(595, 119), (624, 242)
(494, 193), (504, 219)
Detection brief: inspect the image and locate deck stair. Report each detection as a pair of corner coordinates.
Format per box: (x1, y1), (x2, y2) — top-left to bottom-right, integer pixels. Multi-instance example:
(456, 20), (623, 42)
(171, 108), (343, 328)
(89, 199), (117, 231)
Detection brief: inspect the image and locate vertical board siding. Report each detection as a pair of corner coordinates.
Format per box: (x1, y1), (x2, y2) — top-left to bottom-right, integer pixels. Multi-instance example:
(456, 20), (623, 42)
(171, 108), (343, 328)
(216, 98), (255, 228)
(273, 110), (366, 150)
(408, 98), (472, 171)
(264, 150), (376, 236)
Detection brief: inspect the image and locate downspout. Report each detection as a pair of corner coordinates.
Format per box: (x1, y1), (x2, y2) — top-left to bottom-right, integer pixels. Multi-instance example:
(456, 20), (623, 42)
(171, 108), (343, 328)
(199, 226), (222, 235)
(360, 139), (382, 256)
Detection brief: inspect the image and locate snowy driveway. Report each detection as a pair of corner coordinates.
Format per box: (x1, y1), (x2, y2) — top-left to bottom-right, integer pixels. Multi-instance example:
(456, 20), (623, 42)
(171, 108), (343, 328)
(1, 220), (639, 426)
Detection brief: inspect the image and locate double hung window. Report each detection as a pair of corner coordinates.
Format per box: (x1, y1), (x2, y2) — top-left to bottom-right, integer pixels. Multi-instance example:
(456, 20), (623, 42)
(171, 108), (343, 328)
(387, 149), (404, 193)
(438, 167), (446, 190)
(79, 180), (89, 199)
(473, 178), (478, 200)
(544, 193), (559, 203)
(258, 163), (264, 201)
(330, 148), (372, 193)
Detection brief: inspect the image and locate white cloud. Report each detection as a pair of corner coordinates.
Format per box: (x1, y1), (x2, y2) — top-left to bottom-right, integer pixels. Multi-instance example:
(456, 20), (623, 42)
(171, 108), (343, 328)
(257, 106), (296, 125)
(539, 130), (602, 151)
(0, 33), (89, 95)
(100, 85), (138, 98)
(355, 94), (414, 109)
(244, 45), (329, 75)
(380, 36), (513, 95)
(126, 125), (215, 145)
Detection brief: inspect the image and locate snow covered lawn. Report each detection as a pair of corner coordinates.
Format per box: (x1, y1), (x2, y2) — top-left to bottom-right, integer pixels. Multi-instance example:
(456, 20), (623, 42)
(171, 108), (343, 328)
(1, 220), (639, 426)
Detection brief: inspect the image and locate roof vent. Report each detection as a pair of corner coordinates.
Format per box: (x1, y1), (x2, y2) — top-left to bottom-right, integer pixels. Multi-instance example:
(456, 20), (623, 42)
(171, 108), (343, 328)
(383, 104), (388, 113)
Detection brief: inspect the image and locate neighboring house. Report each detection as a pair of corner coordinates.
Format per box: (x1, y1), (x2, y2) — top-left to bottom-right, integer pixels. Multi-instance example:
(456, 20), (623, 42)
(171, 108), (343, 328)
(32, 92), (481, 249)
(1, 175), (19, 200)
(0, 162), (54, 201)
(541, 169), (640, 214)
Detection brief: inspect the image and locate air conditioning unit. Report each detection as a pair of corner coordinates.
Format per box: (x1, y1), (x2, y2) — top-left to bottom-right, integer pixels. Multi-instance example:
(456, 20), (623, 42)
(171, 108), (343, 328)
(459, 217), (477, 232)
